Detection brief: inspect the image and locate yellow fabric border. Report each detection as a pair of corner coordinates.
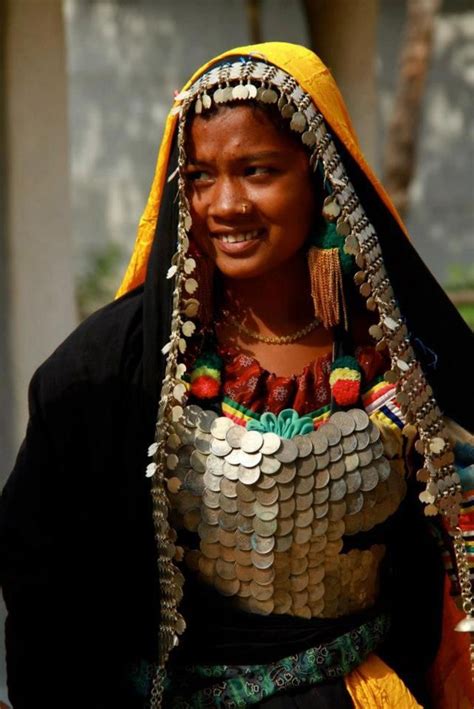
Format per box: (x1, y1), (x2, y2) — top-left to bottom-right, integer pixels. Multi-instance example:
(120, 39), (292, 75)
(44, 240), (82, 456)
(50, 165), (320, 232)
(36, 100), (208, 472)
(344, 654), (422, 708)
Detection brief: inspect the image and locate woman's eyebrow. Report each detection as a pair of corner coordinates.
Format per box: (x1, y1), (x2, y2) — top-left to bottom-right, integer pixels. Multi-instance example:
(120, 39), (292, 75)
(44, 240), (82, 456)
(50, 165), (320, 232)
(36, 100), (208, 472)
(187, 150), (284, 166)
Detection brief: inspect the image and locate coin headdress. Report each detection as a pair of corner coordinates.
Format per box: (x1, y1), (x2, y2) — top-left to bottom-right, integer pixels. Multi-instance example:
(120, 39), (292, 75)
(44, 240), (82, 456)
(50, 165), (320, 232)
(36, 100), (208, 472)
(117, 43), (474, 706)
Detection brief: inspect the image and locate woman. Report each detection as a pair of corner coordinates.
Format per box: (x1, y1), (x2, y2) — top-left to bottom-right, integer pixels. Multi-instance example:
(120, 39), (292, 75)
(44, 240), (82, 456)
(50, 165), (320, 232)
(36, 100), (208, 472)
(1, 43), (473, 708)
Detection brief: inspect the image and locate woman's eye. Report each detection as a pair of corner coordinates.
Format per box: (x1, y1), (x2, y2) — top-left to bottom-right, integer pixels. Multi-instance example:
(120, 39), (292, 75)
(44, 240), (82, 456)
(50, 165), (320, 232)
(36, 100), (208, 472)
(186, 170), (212, 182)
(245, 166), (273, 177)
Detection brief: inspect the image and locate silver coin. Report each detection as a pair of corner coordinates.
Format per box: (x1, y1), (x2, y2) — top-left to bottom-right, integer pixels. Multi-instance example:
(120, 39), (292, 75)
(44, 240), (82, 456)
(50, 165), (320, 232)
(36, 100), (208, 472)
(328, 443), (343, 462)
(203, 470), (221, 492)
(328, 460), (345, 480)
(327, 519), (345, 541)
(278, 481), (295, 501)
(368, 423), (381, 443)
(219, 495), (238, 514)
(295, 491), (313, 511)
(345, 491), (364, 515)
(260, 456), (281, 475)
(184, 404), (201, 427)
(166, 453), (179, 471)
(330, 411), (355, 436)
(376, 458), (391, 482)
(315, 469), (330, 489)
(225, 448), (242, 466)
(342, 434), (357, 455)
(216, 558), (237, 580)
(346, 470), (362, 494)
(358, 448), (373, 467)
(251, 534), (275, 554)
(356, 430), (370, 450)
(310, 430), (329, 455)
(178, 445), (192, 466)
(361, 467), (379, 492)
(211, 417), (233, 440)
(211, 438), (232, 457)
(275, 463), (296, 484)
(321, 423), (341, 446)
(167, 433), (181, 451)
(236, 480), (256, 502)
(255, 501), (278, 522)
(315, 451), (330, 470)
(198, 521), (219, 543)
(256, 486), (279, 506)
(226, 425), (246, 448)
(312, 516), (329, 536)
(201, 506), (220, 525)
(198, 410), (218, 434)
(276, 517), (294, 536)
(256, 474), (276, 490)
(184, 471), (204, 495)
(329, 479), (347, 501)
(275, 439), (299, 463)
(261, 432), (281, 455)
(253, 517), (278, 537)
(238, 465), (260, 486)
(309, 534), (327, 552)
(297, 456), (316, 477)
(372, 440), (385, 459)
(344, 452), (360, 472)
(240, 451), (262, 468)
(223, 461), (239, 481)
(241, 430), (264, 454)
(328, 499), (346, 521)
(178, 426), (194, 446)
(195, 433), (211, 454)
(314, 487), (329, 504)
(275, 534), (293, 552)
(294, 507), (314, 527)
(190, 450), (207, 473)
(237, 497), (256, 517)
(206, 454), (224, 477)
(202, 488), (220, 509)
(220, 478), (238, 498)
(237, 514), (254, 533)
(315, 502), (329, 519)
(349, 408), (370, 431)
(295, 475), (314, 495)
(218, 510), (238, 531)
(294, 435), (313, 458)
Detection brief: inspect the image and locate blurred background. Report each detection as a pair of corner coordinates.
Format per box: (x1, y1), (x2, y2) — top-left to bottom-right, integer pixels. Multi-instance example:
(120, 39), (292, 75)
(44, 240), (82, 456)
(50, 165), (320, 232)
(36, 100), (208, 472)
(0, 0), (473, 700)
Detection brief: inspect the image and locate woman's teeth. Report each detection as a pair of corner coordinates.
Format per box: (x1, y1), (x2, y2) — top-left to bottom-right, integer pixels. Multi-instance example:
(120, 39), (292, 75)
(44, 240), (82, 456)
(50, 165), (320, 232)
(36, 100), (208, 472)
(218, 230), (260, 244)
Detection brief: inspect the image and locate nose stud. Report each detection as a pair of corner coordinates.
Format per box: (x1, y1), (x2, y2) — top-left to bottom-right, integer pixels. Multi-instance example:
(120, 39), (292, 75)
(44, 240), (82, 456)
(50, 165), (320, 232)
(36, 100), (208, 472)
(240, 201), (251, 215)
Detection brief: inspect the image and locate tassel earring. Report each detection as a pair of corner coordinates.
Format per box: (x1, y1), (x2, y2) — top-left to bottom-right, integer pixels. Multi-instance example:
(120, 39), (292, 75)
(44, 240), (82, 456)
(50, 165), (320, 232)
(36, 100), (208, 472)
(308, 216), (354, 330)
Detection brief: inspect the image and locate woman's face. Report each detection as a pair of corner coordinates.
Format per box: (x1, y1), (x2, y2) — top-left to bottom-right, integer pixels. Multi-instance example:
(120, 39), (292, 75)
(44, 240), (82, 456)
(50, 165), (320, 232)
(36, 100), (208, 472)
(185, 105), (315, 280)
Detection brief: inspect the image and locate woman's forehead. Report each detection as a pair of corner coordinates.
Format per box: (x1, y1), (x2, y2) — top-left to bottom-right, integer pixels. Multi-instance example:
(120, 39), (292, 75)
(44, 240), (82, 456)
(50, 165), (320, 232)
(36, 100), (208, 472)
(186, 104), (306, 161)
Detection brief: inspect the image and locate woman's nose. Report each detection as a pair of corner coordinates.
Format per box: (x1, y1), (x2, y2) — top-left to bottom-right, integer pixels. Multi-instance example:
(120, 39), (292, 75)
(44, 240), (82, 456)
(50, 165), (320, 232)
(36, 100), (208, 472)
(207, 178), (250, 221)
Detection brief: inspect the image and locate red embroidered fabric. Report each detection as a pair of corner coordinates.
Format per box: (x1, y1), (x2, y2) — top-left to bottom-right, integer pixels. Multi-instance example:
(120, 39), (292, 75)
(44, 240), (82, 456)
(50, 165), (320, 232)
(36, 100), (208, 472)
(219, 345), (387, 416)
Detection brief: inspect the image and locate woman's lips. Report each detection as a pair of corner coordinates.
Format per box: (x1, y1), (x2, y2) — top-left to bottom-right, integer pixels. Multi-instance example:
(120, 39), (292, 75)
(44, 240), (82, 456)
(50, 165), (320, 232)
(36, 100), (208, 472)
(212, 229), (264, 256)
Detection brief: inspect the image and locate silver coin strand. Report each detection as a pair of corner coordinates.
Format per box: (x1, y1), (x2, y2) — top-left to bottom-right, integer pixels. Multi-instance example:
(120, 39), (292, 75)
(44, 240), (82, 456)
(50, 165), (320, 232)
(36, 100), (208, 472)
(147, 60), (472, 705)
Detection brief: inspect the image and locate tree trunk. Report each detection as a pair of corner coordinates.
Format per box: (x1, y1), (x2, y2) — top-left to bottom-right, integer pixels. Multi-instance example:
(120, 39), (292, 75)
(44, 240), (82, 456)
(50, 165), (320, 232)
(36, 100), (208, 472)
(246, 0), (262, 45)
(301, 0), (379, 166)
(382, 0), (442, 218)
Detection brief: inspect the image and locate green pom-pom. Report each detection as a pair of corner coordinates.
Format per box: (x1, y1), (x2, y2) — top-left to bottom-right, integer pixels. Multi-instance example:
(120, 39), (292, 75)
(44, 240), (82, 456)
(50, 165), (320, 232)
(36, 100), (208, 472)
(330, 355), (360, 373)
(195, 352), (222, 370)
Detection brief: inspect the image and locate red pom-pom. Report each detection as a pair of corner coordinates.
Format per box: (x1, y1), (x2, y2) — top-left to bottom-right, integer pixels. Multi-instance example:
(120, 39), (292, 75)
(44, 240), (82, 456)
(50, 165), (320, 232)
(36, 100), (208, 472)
(190, 375), (220, 399)
(332, 380), (360, 406)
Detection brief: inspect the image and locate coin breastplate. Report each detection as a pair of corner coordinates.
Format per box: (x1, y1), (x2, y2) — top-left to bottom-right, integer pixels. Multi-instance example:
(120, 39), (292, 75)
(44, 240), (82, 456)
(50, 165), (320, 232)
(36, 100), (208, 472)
(166, 405), (406, 618)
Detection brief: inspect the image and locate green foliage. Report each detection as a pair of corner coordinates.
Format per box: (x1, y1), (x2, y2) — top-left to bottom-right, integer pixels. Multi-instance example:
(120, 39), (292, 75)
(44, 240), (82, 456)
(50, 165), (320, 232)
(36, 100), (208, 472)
(76, 242), (127, 320)
(444, 263), (474, 330)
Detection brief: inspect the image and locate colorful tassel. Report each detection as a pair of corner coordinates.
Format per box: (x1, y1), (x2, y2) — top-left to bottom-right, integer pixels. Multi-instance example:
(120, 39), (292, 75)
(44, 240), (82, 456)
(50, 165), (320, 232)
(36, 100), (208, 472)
(189, 352), (222, 400)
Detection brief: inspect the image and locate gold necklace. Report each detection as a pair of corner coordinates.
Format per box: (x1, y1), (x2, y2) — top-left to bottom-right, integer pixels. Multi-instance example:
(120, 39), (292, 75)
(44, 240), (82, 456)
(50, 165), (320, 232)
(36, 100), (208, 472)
(221, 310), (320, 345)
